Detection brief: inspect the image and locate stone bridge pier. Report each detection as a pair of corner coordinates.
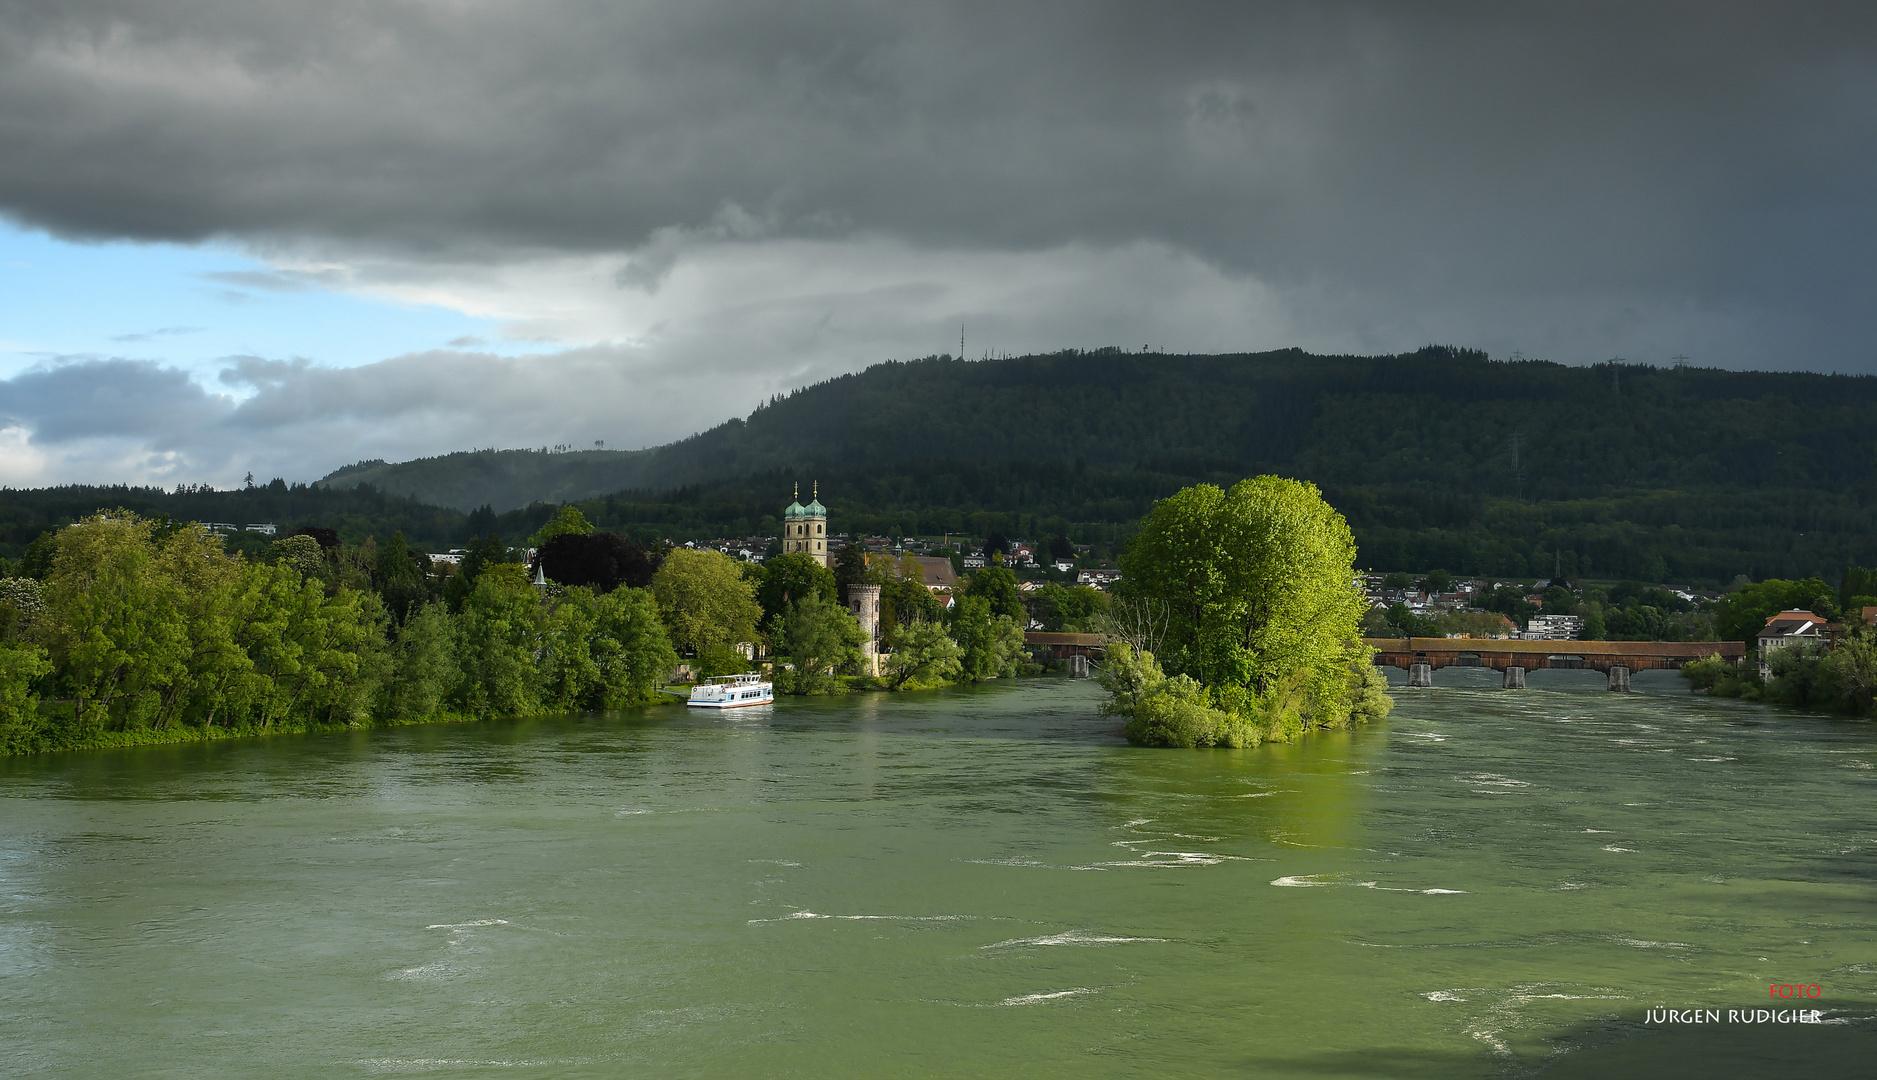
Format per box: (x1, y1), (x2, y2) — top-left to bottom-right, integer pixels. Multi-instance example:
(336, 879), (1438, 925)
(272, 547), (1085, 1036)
(1502, 666), (1526, 689)
(1607, 665), (1631, 692)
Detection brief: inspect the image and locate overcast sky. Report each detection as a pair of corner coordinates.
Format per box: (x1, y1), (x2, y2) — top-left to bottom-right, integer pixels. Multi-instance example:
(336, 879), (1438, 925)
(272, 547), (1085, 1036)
(2, 1), (1874, 488)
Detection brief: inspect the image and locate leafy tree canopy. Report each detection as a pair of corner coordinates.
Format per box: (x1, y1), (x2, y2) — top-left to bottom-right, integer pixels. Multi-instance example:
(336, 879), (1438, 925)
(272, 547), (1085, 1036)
(753, 552), (838, 629)
(651, 549), (762, 656)
(531, 504), (594, 547)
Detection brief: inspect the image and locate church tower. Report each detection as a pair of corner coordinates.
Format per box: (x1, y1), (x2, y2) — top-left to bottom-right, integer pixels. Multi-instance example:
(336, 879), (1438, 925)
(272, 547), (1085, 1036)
(782, 482), (829, 567)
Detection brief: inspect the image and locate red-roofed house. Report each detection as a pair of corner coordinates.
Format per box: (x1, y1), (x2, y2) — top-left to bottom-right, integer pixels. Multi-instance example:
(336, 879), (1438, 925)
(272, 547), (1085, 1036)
(1759, 609), (1829, 679)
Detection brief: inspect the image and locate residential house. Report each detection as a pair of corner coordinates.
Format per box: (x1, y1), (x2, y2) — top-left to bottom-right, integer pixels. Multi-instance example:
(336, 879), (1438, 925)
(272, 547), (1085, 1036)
(1758, 609), (1830, 679)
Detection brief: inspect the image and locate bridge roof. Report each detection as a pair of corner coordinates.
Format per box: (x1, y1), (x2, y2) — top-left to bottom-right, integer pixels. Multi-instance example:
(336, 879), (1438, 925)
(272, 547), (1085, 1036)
(1364, 637), (1744, 657)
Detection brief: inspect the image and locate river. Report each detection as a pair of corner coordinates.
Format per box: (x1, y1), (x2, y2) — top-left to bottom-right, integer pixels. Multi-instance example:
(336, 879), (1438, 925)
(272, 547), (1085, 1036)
(2, 674), (1874, 1078)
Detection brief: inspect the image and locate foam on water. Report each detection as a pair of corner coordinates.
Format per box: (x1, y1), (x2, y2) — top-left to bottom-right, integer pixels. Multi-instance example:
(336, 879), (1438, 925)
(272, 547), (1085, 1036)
(748, 910), (977, 924)
(981, 930), (1166, 949)
(997, 988), (1094, 1006)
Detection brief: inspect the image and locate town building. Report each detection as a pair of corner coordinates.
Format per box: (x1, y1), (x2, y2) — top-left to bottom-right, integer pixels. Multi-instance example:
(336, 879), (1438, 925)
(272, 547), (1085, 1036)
(869, 553), (959, 592)
(781, 483), (829, 567)
(1524, 614), (1583, 640)
(1077, 569), (1122, 589)
(1758, 609), (1829, 679)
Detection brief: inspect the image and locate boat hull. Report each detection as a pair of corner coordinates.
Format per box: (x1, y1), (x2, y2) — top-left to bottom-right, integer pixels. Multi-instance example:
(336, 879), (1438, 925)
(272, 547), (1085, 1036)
(686, 698), (772, 709)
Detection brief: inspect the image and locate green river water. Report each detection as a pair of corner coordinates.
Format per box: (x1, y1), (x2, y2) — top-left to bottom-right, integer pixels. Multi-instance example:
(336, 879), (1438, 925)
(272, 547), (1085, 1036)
(3, 672), (1875, 1078)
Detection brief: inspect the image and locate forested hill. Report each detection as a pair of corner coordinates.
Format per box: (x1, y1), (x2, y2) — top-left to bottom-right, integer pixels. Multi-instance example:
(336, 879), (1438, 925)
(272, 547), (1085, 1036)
(327, 346), (1877, 506)
(303, 346), (1877, 586)
(323, 447), (657, 516)
(12, 346), (1877, 584)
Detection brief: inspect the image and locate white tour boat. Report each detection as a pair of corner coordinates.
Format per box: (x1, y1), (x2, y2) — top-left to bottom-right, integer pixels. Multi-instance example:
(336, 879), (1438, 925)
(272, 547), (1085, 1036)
(686, 673), (774, 709)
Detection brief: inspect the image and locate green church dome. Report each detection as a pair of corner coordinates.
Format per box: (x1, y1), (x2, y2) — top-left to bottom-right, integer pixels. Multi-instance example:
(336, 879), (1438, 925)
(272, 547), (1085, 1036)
(803, 498), (826, 516)
(784, 501), (807, 519)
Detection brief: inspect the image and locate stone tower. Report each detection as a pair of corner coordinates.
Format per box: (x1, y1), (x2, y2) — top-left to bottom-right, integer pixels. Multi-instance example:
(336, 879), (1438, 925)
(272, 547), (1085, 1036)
(848, 583), (881, 676)
(782, 482), (829, 567)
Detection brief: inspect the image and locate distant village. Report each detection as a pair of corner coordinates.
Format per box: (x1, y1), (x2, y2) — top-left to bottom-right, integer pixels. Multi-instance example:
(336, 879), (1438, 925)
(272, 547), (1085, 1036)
(1357, 572), (1715, 642)
(204, 520), (1735, 646)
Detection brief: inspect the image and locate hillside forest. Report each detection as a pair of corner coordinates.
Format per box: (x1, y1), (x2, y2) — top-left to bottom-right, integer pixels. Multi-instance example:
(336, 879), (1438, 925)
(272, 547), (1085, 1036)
(8, 347), (1877, 586)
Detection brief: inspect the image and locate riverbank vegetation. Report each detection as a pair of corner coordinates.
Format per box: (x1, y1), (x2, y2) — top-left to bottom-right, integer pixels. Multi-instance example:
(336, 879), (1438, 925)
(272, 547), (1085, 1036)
(0, 511), (678, 756)
(1683, 630), (1877, 716)
(0, 508), (1057, 755)
(1097, 477), (1392, 749)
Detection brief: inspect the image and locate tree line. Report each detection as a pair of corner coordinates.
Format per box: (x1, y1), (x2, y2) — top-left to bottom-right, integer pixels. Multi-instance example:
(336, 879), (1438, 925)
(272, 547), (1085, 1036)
(0, 504), (1109, 755)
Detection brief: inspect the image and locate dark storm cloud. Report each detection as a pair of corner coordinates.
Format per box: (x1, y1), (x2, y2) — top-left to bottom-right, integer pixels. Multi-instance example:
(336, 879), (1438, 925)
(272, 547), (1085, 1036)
(1, 1), (1875, 368)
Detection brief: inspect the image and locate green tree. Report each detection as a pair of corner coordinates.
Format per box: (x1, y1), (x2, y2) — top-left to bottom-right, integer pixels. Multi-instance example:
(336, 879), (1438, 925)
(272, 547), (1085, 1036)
(15, 532), (56, 581)
(833, 542), (874, 597)
(878, 566), (944, 646)
(773, 592), (866, 694)
(1025, 583), (1107, 632)
(375, 531), (427, 624)
(1119, 477), (1368, 721)
(948, 596), (1028, 682)
(589, 587), (678, 708)
(962, 566), (1024, 622)
(531, 504), (594, 547)
(652, 549), (763, 656)
(0, 641), (52, 753)
(446, 533), (514, 612)
(451, 564), (543, 719)
(382, 601), (460, 720)
(1382, 602), (1437, 638)
(1714, 578), (1835, 646)
(39, 512), (191, 732)
(269, 534), (325, 578)
(1820, 624), (1877, 715)
(752, 552), (838, 628)
(539, 588), (604, 711)
(881, 619), (963, 689)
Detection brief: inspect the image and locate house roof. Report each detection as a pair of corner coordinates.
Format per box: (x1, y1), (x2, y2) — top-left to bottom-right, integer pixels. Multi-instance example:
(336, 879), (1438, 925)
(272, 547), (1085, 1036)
(1761, 610), (1828, 637)
(869, 553), (959, 589)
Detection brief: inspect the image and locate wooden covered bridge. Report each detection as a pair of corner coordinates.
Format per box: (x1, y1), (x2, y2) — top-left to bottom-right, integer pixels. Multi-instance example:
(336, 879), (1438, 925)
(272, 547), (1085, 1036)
(1364, 637), (1746, 691)
(1023, 633), (1744, 691)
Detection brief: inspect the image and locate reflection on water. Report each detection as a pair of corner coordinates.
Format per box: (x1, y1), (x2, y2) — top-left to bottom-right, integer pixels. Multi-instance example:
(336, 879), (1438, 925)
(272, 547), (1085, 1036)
(1, 678), (1874, 1077)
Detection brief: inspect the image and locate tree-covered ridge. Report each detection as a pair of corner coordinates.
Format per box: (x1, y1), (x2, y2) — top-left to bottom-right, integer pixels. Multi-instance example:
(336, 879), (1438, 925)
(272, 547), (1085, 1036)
(0, 481), (468, 558)
(330, 346), (1877, 501)
(14, 346), (1877, 584)
(307, 346), (1877, 584)
(320, 446), (658, 513)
